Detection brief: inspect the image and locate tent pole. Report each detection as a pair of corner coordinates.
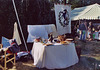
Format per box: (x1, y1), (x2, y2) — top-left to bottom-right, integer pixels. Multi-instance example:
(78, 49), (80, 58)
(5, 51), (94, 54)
(12, 0), (28, 52)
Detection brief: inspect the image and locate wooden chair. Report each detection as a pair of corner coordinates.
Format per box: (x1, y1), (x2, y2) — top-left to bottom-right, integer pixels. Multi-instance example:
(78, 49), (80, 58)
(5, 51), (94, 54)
(0, 44), (2, 48)
(0, 44), (16, 70)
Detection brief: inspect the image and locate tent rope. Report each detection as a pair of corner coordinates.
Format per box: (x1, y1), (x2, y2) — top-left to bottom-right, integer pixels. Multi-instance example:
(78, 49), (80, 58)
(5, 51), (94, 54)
(12, 0), (28, 52)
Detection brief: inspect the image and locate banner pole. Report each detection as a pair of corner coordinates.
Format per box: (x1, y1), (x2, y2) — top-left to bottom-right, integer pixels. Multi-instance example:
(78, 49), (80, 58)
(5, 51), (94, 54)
(12, 0), (28, 52)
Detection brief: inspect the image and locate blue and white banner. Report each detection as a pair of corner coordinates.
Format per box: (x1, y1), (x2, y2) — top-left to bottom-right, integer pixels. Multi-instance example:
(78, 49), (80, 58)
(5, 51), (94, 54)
(54, 4), (71, 35)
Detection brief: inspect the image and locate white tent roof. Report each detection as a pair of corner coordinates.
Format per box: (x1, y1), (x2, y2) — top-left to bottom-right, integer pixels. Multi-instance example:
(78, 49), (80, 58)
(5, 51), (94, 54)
(71, 3), (100, 20)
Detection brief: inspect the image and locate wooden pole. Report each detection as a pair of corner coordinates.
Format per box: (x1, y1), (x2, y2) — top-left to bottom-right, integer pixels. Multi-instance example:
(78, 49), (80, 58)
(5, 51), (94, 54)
(12, 0), (28, 52)
(4, 51), (7, 70)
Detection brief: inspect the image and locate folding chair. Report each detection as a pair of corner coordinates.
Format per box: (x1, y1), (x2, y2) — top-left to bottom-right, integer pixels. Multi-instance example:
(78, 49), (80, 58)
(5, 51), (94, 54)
(0, 44), (16, 70)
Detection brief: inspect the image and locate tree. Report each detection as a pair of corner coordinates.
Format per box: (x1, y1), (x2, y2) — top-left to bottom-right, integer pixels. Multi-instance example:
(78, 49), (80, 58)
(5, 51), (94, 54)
(69, 0), (100, 9)
(0, 0), (55, 42)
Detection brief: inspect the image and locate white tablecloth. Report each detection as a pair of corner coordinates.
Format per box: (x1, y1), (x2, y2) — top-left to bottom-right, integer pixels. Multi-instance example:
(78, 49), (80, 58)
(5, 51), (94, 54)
(31, 42), (79, 69)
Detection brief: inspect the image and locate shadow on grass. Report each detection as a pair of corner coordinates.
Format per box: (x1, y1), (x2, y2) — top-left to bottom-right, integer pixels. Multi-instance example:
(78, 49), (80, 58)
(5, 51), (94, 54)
(80, 56), (100, 70)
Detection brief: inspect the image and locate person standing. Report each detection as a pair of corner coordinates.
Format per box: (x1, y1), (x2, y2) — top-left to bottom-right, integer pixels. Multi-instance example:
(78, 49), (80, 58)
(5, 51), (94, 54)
(79, 20), (88, 42)
(88, 22), (94, 40)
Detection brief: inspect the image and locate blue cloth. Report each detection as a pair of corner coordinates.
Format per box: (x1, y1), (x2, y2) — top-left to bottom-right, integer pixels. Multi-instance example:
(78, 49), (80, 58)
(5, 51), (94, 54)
(8, 43), (20, 53)
(27, 25), (48, 43)
(8, 39), (20, 53)
(2, 37), (10, 48)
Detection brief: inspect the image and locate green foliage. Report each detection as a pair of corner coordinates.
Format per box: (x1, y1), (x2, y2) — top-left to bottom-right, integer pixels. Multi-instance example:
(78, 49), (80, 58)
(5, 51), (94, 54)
(0, 0), (56, 43)
(69, 0), (81, 9)
(69, 0), (100, 9)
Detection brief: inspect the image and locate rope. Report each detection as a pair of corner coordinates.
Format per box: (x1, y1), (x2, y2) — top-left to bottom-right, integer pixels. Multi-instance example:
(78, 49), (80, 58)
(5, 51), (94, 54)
(12, 0), (28, 52)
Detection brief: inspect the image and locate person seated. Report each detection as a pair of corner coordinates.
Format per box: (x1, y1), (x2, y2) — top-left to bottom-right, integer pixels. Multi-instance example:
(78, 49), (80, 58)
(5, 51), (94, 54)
(93, 29), (99, 40)
(57, 35), (71, 44)
(58, 35), (65, 42)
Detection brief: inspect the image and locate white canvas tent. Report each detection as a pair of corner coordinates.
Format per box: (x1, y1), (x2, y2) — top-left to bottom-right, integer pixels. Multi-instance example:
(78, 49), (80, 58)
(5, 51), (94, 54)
(71, 3), (100, 20)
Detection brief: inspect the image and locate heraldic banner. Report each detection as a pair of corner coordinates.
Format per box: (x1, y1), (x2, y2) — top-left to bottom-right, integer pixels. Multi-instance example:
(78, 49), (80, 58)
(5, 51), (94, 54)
(54, 4), (71, 35)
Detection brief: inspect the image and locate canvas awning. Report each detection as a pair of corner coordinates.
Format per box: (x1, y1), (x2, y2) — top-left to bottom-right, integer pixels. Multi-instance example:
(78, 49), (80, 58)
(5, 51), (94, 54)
(71, 3), (100, 20)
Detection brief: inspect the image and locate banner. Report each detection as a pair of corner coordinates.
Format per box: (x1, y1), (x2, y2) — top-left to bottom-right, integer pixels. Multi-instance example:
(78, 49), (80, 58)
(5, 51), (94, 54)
(54, 4), (71, 35)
